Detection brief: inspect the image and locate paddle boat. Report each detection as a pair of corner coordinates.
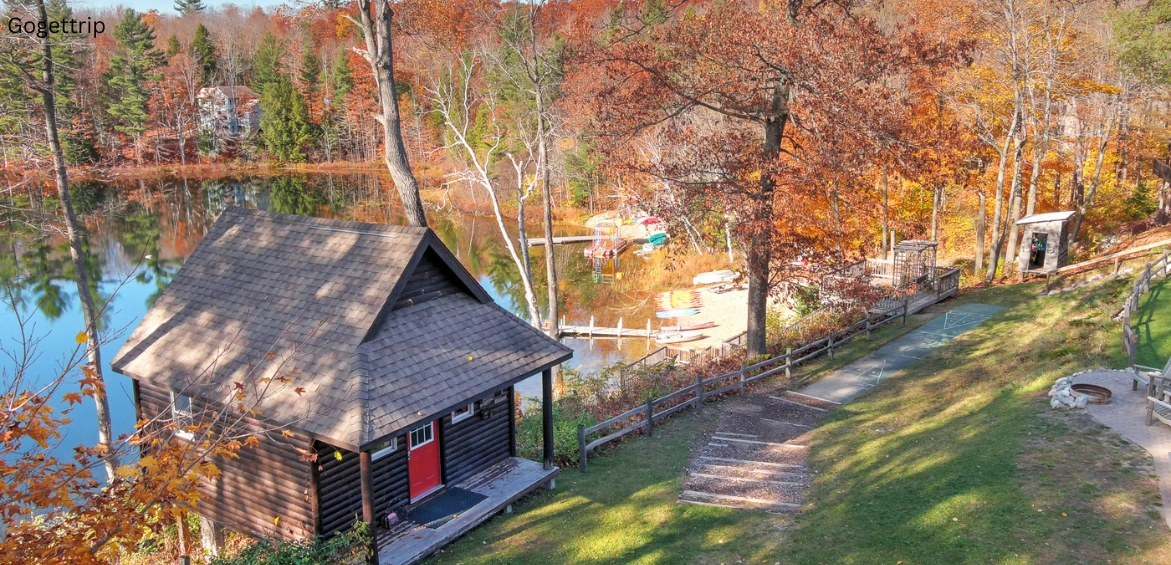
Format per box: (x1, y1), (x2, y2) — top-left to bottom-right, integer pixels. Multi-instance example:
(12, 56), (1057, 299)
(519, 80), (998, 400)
(654, 330), (706, 344)
(692, 269), (740, 286)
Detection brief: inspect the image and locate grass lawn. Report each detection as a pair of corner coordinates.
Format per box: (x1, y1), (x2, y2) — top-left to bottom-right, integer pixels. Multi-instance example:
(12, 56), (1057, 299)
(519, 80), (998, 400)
(1133, 276), (1171, 368)
(428, 279), (1171, 565)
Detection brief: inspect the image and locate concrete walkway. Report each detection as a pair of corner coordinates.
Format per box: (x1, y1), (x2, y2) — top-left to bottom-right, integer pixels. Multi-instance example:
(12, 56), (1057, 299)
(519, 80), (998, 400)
(797, 303), (1003, 404)
(679, 303), (1002, 511)
(1078, 369), (1171, 529)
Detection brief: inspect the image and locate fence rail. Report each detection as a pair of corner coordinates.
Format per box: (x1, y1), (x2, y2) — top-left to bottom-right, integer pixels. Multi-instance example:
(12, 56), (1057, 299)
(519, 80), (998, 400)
(1121, 250), (1171, 373)
(576, 296), (911, 472)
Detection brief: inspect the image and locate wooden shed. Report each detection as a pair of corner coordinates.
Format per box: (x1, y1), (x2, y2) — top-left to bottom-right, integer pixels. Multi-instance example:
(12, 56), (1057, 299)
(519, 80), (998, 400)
(1015, 211), (1075, 275)
(111, 207), (571, 564)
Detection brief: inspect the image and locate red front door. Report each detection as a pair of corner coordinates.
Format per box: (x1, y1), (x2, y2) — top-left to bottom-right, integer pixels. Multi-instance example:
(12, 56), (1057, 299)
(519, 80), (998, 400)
(408, 421), (442, 500)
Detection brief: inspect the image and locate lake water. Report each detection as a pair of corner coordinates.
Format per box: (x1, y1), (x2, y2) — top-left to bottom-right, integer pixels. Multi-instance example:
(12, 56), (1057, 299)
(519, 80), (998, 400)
(0, 172), (659, 461)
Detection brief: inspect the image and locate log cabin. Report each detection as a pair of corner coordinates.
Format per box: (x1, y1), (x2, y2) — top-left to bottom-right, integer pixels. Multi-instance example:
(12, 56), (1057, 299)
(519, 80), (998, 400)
(111, 207), (570, 563)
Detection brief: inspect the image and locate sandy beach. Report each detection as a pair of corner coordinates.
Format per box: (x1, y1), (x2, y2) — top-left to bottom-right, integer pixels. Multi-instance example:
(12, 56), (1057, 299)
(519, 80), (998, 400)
(656, 284), (791, 350)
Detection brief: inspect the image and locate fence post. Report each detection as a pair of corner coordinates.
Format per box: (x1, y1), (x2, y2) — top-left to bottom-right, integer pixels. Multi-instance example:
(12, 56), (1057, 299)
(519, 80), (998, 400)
(785, 347), (792, 380)
(695, 373), (704, 414)
(578, 424), (587, 473)
(828, 331), (835, 359)
(645, 398), (654, 438)
(738, 360), (746, 393)
(865, 316), (872, 340)
(902, 296), (909, 325)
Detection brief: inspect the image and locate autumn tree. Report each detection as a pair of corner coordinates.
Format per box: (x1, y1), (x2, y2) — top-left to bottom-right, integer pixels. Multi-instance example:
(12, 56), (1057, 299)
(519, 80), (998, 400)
(581, 0), (948, 356)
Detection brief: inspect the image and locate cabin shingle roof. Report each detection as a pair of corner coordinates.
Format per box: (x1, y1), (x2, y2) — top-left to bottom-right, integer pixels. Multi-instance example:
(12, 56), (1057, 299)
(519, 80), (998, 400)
(110, 207), (571, 449)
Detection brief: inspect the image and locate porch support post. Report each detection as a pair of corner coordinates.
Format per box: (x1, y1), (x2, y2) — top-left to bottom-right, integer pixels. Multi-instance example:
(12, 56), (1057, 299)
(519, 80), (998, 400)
(542, 368), (554, 470)
(359, 451), (380, 565)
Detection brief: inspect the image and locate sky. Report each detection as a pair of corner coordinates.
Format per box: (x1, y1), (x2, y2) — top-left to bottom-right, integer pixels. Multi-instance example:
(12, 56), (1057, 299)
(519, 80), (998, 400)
(73, 0), (283, 14)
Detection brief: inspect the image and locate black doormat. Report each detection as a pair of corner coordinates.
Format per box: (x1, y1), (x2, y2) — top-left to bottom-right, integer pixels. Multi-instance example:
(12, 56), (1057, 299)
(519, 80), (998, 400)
(408, 487), (487, 529)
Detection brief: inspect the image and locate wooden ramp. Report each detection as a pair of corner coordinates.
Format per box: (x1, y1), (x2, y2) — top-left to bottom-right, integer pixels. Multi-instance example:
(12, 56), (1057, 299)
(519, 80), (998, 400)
(526, 235), (602, 246)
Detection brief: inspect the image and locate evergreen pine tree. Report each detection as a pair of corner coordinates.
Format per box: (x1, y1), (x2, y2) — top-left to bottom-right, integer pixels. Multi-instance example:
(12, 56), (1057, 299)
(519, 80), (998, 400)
(165, 34), (181, 57)
(251, 32), (286, 93)
(188, 23), (218, 85)
(260, 74), (313, 163)
(174, 0), (206, 15)
(329, 49), (352, 103)
(106, 9), (165, 164)
(299, 43), (321, 98)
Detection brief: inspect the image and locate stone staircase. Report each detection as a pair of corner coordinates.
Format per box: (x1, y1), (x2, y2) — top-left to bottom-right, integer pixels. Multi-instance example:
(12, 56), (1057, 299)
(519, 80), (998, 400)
(679, 390), (832, 512)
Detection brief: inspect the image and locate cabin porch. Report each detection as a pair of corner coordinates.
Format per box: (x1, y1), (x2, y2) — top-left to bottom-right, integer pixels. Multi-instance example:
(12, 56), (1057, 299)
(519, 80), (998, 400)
(375, 457), (559, 565)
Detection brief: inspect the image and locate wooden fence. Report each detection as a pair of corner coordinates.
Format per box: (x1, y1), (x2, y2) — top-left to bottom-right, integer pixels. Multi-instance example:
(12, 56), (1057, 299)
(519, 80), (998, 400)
(1121, 250), (1171, 373)
(576, 295), (911, 471)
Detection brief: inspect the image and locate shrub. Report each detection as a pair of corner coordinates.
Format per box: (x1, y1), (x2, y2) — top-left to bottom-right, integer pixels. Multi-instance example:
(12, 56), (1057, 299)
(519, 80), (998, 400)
(515, 400), (597, 466)
(209, 525), (364, 565)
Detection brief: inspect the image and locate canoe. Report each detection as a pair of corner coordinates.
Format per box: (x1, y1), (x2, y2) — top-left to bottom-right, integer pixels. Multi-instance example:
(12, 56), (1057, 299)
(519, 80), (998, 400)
(656, 308), (700, 318)
(660, 321), (717, 332)
(655, 331), (706, 344)
(647, 232), (669, 246)
(692, 269), (740, 286)
(636, 216), (662, 225)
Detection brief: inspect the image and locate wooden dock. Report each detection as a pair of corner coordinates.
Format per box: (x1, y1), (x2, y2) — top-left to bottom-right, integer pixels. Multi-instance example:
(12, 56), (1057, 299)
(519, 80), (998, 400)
(559, 316), (655, 338)
(526, 235), (601, 247)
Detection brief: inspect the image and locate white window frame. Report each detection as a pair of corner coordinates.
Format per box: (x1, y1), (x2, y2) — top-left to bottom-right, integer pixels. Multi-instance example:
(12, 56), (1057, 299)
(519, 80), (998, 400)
(171, 391), (194, 441)
(370, 437), (398, 460)
(451, 403), (475, 424)
(409, 423), (434, 450)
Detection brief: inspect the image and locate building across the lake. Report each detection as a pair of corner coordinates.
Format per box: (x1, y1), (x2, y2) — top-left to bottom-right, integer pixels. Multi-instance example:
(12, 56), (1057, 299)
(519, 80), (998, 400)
(198, 86), (261, 136)
(111, 207), (569, 563)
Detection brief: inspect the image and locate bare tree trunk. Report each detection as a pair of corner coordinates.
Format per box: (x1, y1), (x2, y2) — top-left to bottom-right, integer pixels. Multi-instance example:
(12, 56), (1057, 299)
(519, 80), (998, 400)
(986, 108), (1020, 280)
(1070, 103), (1117, 244)
(930, 184), (941, 242)
(1003, 132), (1027, 276)
(536, 88), (558, 339)
(353, 0), (427, 227)
(33, 0), (117, 481)
(975, 187), (986, 275)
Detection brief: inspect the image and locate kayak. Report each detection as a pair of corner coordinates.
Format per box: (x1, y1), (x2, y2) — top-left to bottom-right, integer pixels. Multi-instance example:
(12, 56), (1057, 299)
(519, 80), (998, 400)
(655, 331), (706, 344)
(656, 290), (702, 309)
(660, 321), (717, 332)
(656, 308), (700, 318)
(692, 269), (740, 286)
(647, 232), (669, 246)
(637, 216), (662, 225)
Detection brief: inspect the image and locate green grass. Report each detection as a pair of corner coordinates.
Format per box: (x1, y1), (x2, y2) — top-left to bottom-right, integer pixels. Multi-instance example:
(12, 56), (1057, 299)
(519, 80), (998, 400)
(425, 411), (792, 565)
(1133, 276), (1171, 368)
(428, 280), (1171, 565)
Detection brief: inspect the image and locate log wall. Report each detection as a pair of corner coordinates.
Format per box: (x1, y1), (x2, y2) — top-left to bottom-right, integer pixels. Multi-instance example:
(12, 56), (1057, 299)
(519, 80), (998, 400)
(440, 390), (512, 486)
(315, 433), (410, 537)
(137, 380), (315, 541)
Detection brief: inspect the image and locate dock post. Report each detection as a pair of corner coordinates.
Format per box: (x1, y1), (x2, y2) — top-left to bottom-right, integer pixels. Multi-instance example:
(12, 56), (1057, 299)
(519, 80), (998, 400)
(578, 424), (587, 473)
(647, 319), (651, 339)
(785, 347), (792, 380)
(695, 373), (704, 413)
(589, 316), (595, 338)
(617, 317), (623, 338)
(645, 398), (654, 438)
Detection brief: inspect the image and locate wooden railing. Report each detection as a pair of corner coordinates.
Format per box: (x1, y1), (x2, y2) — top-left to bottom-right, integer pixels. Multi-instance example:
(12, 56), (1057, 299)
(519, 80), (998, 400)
(1121, 250), (1171, 372)
(866, 258), (894, 280)
(576, 295), (911, 471)
(937, 267), (961, 299)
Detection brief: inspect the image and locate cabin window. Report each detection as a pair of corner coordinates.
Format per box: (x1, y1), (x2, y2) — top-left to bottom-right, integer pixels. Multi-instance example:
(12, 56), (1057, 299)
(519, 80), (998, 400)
(409, 423), (434, 449)
(451, 402), (476, 423)
(371, 437), (398, 460)
(171, 391), (194, 440)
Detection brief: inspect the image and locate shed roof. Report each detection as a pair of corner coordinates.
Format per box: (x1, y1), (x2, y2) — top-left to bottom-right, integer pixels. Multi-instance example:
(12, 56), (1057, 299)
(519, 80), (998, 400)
(1016, 211), (1075, 226)
(110, 207), (571, 450)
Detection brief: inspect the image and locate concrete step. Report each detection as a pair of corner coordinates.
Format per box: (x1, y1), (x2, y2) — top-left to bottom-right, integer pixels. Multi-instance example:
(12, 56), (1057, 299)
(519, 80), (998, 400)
(678, 489), (801, 513)
(683, 474), (806, 504)
(689, 460), (808, 482)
